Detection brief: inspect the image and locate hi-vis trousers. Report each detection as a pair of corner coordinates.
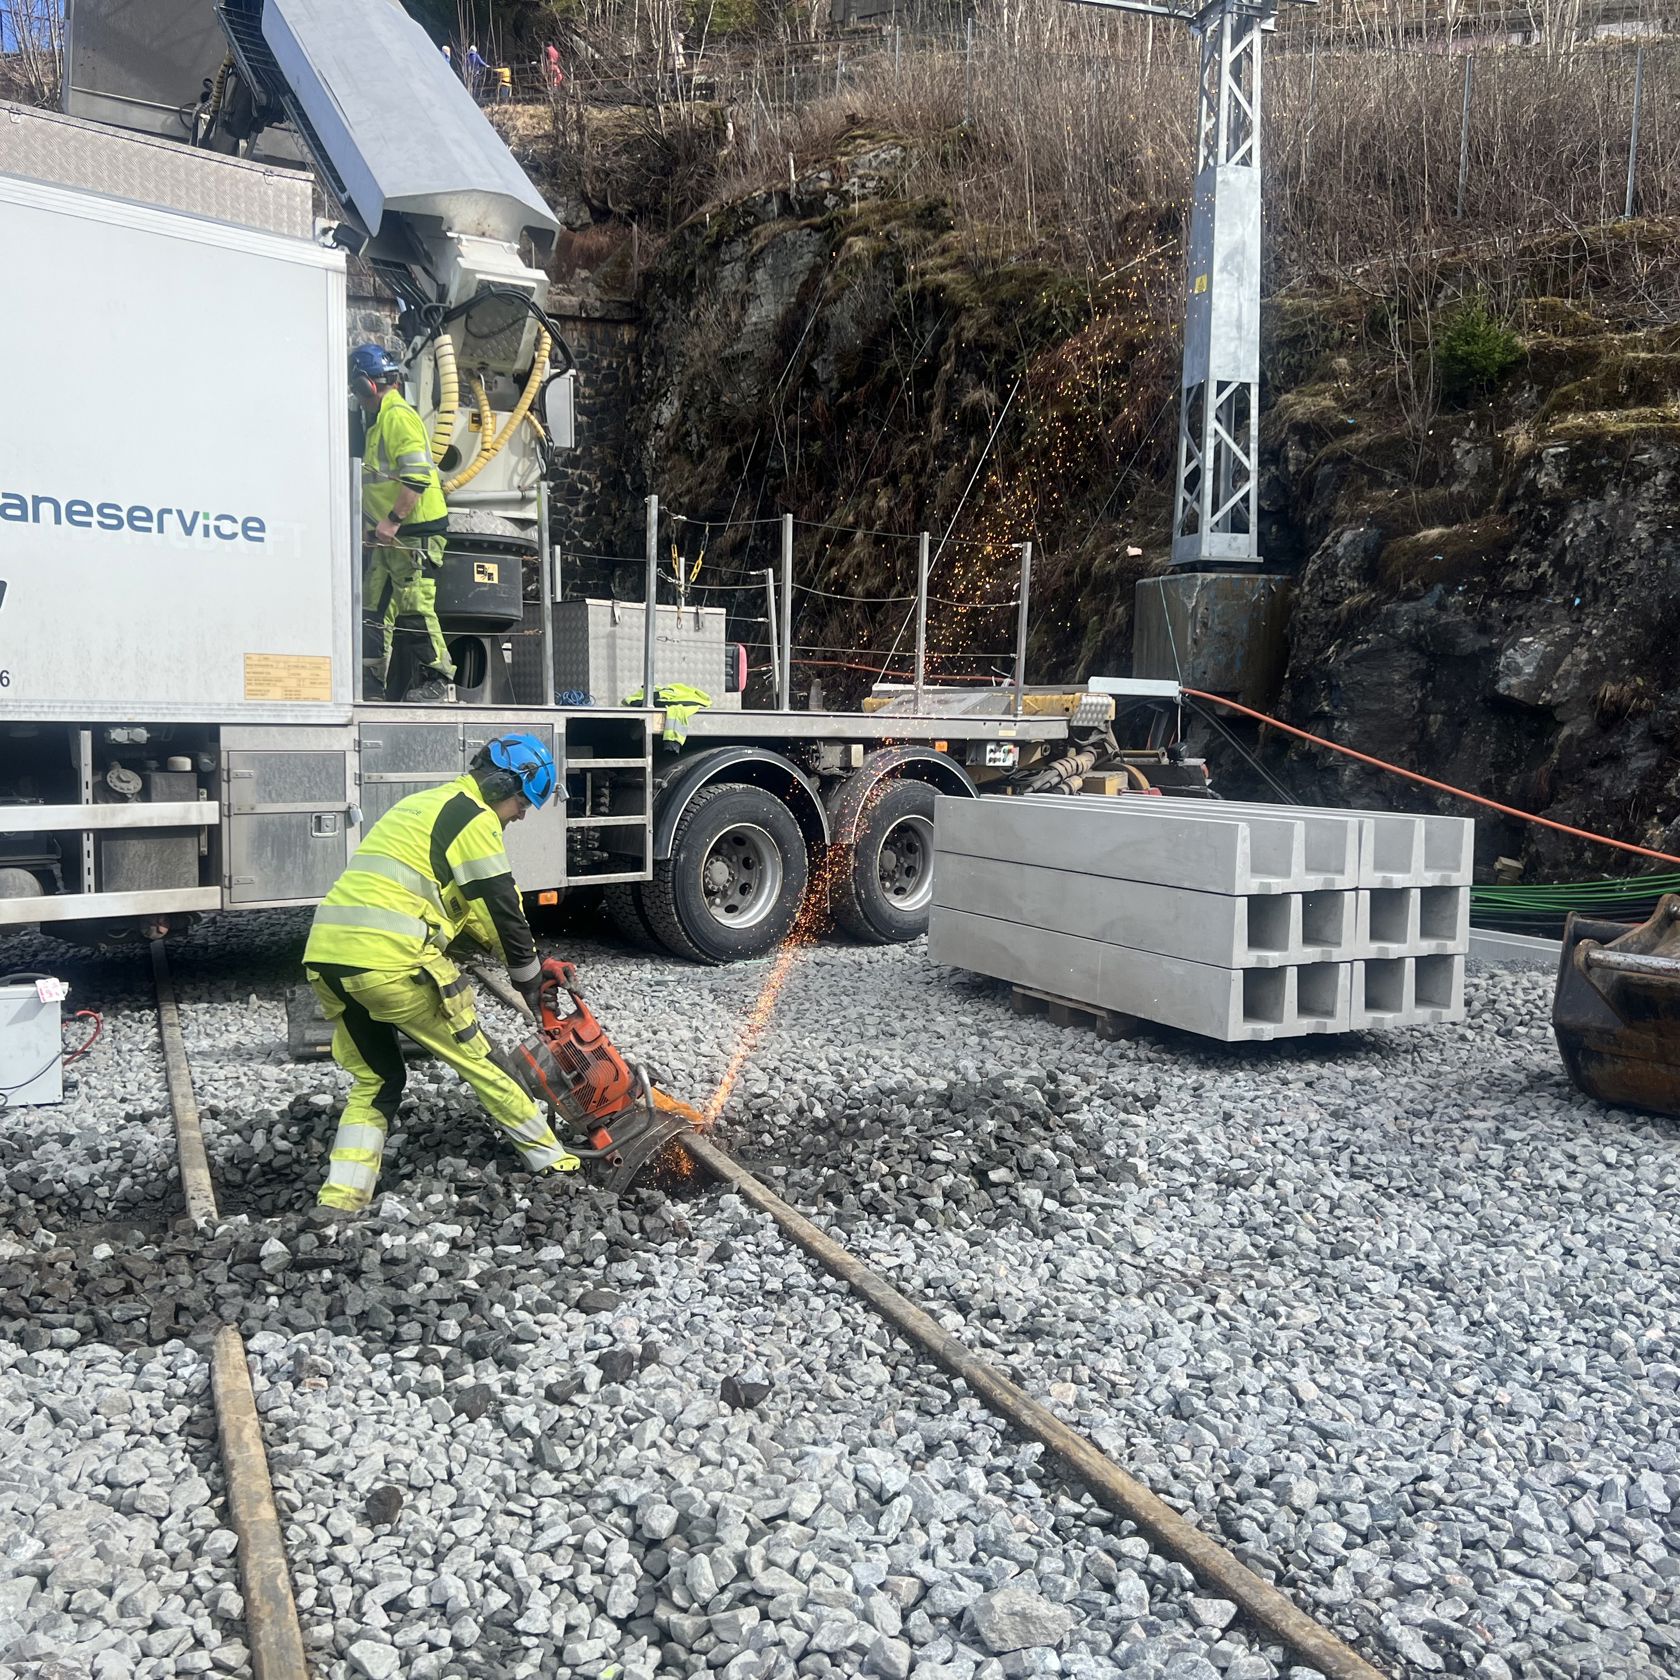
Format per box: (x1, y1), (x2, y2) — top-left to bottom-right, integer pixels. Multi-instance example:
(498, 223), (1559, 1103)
(365, 535), (454, 681)
(306, 959), (578, 1211)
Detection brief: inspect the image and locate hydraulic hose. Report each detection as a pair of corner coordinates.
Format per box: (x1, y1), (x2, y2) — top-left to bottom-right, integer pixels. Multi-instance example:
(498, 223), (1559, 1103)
(470, 373), (498, 447)
(427, 333), (460, 466)
(444, 329), (551, 494)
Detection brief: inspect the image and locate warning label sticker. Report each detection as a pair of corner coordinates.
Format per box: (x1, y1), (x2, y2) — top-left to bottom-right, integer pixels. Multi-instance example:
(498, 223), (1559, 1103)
(244, 654), (332, 702)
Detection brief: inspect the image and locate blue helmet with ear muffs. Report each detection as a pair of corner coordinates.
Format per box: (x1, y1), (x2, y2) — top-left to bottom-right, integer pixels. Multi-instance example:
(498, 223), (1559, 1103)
(478, 733), (556, 808)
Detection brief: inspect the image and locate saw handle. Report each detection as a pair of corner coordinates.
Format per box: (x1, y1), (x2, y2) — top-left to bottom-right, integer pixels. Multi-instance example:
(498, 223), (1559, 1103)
(536, 956), (587, 1031)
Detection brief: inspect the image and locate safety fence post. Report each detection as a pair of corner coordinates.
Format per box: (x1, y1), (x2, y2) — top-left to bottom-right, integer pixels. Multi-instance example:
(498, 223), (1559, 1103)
(913, 531), (931, 714)
(964, 17), (974, 123)
(1455, 54), (1474, 220)
(779, 513), (794, 712)
(763, 569), (781, 708)
(1012, 541), (1033, 719)
(1626, 45), (1646, 220)
(643, 494), (658, 710)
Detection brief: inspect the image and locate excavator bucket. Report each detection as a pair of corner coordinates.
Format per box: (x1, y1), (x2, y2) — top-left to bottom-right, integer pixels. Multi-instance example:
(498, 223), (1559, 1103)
(1553, 895), (1680, 1119)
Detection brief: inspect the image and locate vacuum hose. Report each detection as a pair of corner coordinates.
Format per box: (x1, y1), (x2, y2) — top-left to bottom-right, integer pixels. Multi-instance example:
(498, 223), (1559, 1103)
(427, 332), (460, 466)
(444, 328), (551, 494)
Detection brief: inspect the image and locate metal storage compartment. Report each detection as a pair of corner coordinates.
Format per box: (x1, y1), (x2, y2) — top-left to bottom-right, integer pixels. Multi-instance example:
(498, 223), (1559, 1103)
(223, 740), (352, 907)
(553, 601), (741, 711)
(0, 982), (62, 1105)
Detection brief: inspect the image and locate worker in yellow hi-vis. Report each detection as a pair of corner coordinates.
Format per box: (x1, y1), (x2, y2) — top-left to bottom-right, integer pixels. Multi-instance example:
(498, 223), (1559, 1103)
(350, 343), (457, 704)
(302, 735), (579, 1216)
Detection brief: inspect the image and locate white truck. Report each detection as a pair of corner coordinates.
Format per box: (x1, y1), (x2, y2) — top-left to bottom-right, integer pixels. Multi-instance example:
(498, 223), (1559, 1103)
(0, 0), (1171, 966)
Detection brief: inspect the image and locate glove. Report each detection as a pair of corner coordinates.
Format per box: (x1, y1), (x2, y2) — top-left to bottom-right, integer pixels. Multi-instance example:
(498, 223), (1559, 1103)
(517, 973), (545, 1019)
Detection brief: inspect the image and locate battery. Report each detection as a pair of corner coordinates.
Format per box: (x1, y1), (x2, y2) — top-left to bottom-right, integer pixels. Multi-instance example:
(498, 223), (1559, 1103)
(0, 982), (63, 1106)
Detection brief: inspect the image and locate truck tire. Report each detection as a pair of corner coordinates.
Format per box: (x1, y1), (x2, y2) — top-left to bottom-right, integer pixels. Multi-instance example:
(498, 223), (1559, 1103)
(603, 881), (660, 951)
(832, 778), (938, 945)
(644, 782), (809, 965)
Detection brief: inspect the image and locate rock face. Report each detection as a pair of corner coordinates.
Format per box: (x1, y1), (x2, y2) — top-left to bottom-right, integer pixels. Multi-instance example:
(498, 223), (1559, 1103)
(533, 112), (1680, 865)
(621, 130), (1178, 708)
(1262, 271), (1680, 876)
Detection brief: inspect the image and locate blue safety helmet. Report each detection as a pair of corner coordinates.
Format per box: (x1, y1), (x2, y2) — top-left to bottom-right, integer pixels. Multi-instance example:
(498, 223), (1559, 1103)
(348, 343), (403, 391)
(483, 733), (557, 809)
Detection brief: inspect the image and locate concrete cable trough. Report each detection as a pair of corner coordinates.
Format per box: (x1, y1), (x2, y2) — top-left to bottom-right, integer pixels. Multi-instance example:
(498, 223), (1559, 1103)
(929, 796), (1473, 1039)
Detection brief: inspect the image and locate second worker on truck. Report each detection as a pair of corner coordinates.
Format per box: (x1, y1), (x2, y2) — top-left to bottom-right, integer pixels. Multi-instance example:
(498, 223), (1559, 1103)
(351, 342), (458, 705)
(303, 733), (580, 1215)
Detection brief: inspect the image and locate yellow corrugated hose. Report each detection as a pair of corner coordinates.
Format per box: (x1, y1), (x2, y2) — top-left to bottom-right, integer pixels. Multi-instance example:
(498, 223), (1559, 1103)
(427, 333), (460, 466)
(444, 328), (551, 493)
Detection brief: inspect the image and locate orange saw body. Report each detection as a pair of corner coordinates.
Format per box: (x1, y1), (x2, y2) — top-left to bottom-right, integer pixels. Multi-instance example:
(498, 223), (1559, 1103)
(498, 958), (697, 1189)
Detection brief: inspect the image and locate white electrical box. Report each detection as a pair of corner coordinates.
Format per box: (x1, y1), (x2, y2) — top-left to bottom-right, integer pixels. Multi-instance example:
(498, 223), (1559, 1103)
(0, 983), (64, 1107)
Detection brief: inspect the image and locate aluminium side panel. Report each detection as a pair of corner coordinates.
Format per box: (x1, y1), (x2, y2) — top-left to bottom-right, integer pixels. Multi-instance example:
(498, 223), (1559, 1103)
(0, 171), (351, 724)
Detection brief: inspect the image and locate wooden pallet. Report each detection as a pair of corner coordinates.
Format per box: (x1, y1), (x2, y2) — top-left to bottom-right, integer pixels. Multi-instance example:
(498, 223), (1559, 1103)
(1009, 984), (1140, 1040)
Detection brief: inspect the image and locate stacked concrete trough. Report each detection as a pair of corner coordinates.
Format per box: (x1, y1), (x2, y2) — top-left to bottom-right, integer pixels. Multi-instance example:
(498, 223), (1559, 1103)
(928, 795), (1473, 1041)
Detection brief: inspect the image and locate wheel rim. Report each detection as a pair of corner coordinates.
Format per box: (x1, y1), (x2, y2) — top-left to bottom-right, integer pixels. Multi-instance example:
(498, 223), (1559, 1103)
(700, 823), (784, 930)
(876, 813), (935, 912)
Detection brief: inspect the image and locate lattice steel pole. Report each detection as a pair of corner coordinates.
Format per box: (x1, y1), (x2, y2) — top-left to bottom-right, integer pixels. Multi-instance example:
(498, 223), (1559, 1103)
(1174, 0), (1267, 567)
(1067, 0), (1304, 569)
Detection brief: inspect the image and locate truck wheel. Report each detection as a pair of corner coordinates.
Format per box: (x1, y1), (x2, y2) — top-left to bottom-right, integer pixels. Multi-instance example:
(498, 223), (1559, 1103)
(645, 782), (809, 965)
(832, 778), (939, 945)
(603, 882), (659, 951)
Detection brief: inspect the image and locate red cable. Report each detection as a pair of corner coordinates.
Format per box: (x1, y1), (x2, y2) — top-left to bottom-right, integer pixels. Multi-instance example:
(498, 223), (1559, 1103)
(1181, 687), (1680, 868)
(63, 1010), (102, 1064)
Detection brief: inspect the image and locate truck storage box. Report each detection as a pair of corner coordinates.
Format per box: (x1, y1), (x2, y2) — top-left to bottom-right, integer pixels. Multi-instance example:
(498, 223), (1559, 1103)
(552, 601), (742, 711)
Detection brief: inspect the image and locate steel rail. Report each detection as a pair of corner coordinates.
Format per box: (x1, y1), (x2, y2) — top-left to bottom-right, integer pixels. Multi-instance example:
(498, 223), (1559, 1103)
(150, 943), (309, 1680)
(150, 941), (218, 1225)
(473, 963), (1393, 1680)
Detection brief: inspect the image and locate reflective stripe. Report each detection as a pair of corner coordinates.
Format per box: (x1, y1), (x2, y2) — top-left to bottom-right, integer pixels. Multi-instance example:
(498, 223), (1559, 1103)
(314, 903), (432, 944)
(514, 1137), (580, 1171)
(508, 957), (541, 984)
(395, 450), (432, 471)
(500, 1108), (559, 1146)
(323, 1156), (380, 1202)
(330, 1122), (387, 1157)
(347, 852), (444, 915)
(330, 1147), (383, 1168)
(452, 850), (512, 886)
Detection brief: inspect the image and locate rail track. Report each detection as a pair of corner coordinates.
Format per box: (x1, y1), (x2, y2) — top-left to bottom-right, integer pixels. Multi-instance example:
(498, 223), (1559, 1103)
(473, 962), (1393, 1680)
(7, 926), (1543, 1679)
(0, 931), (1409, 1679)
(151, 942), (309, 1680)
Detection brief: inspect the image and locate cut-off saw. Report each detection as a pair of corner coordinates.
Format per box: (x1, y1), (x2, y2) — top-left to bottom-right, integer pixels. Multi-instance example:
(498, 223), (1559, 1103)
(497, 957), (701, 1190)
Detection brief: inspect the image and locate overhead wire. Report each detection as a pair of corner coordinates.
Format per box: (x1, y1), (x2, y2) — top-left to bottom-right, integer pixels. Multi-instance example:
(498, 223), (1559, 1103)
(1185, 688), (1680, 867)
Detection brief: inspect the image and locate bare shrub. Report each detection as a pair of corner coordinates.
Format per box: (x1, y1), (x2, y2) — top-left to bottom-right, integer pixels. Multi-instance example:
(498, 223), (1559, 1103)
(0, 1), (64, 108)
(704, 0), (1680, 287)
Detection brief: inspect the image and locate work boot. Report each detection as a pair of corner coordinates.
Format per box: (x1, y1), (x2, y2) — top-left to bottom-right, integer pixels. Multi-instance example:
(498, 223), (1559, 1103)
(403, 669), (457, 705)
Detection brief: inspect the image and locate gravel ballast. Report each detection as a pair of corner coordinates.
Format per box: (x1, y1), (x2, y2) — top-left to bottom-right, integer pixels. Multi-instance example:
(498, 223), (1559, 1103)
(0, 914), (1675, 1680)
(0, 1336), (247, 1675)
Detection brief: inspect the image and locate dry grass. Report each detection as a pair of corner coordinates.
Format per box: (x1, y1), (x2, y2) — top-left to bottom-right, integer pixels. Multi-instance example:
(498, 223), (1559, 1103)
(703, 3), (1680, 290)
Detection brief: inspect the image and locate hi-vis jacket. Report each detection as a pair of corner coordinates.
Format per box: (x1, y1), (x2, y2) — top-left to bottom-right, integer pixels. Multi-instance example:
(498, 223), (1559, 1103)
(362, 389), (449, 531)
(304, 775), (541, 985)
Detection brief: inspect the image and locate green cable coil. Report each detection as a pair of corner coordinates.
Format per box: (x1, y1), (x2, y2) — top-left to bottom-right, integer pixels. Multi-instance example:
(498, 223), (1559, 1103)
(1471, 872), (1680, 936)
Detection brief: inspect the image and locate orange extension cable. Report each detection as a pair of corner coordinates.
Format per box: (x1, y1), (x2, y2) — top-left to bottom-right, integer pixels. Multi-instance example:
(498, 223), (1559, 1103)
(1181, 687), (1680, 868)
